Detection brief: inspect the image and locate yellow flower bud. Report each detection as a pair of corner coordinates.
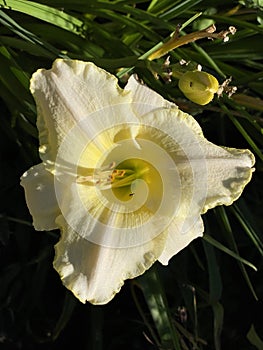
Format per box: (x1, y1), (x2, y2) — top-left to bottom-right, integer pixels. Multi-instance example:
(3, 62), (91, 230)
(178, 70), (219, 105)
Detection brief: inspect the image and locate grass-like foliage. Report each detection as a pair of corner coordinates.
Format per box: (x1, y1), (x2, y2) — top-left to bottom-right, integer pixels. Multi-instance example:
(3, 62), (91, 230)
(0, 0), (263, 349)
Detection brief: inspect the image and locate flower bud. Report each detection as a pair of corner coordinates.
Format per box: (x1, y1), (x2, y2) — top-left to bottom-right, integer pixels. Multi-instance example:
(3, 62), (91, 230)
(178, 70), (219, 105)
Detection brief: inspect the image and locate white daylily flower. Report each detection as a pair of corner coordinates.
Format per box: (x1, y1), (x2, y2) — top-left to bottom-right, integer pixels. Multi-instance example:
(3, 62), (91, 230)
(21, 59), (255, 305)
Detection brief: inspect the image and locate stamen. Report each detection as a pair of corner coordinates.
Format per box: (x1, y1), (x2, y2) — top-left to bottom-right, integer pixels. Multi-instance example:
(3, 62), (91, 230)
(76, 162), (130, 189)
(76, 160), (149, 191)
(76, 175), (96, 184)
(118, 170), (126, 177)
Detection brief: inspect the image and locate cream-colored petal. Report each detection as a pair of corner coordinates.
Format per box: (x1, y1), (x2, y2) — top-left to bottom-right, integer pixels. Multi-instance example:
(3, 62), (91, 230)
(139, 108), (254, 211)
(138, 103), (204, 138)
(53, 216), (166, 304)
(20, 164), (60, 230)
(53, 103), (140, 180)
(30, 59), (133, 164)
(201, 145), (255, 213)
(158, 215), (204, 265)
(138, 107), (254, 264)
(125, 75), (177, 115)
(158, 146), (254, 264)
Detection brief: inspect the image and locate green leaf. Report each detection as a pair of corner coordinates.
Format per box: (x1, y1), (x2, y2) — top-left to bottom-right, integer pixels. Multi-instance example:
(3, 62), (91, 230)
(203, 235), (223, 350)
(0, 46), (31, 101)
(208, 14), (263, 34)
(219, 102), (263, 162)
(0, 0), (87, 36)
(52, 291), (77, 340)
(247, 324), (263, 349)
(212, 302), (224, 350)
(0, 10), (66, 58)
(203, 234), (257, 272)
(203, 240), (222, 303)
(84, 8), (161, 42)
(138, 266), (181, 349)
(213, 206), (259, 301)
(148, 0), (202, 19)
(231, 204), (263, 256)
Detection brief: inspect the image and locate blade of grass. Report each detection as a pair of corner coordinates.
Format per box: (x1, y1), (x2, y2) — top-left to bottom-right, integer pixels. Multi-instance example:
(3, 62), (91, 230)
(0, 0), (87, 37)
(0, 46), (32, 108)
(0, 36), (55, 58)
(207, 14), (263, 34)
(0, 10), (67, 58)
(203, 234), (257, 271)
(0, 45), (29, 89)
(179, 48), (249, 79)
(230, 204), (263, 255)
(212, 302), (224, 350)
(219, 102), (263, 162)
(131, 282), (161, 348)
(147, 0), (184, 14)
(138, 265), (181, 349)
(203, 240), (222, 303)
(247, 324), (263, 349)
(190, 41), (226, 78)
(159, 0), (203, 20)
(52, 291), (77, 340)
(203, 234), (223, 350)
(85, 8), (161, 42)
(214, 206), (259, 300)
(24, 22), (104, 58)
(179, 284), (199, 342)
(87, 2), (175, 31)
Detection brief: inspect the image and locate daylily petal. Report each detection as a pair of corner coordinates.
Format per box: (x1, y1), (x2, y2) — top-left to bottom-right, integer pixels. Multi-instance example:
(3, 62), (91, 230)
(125, 75), (176, 115)
(158, 215), (204, 265)
(53, 216), (167, 304)
(139, 108), (254, 211)
(201, 145), (255, 213)
(30, 59), (133, 165)
(20, 164), (60, 230)
(158, 145), (255, 265)
(138, 107), (254, 262)
(53, 103), (140, 180)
